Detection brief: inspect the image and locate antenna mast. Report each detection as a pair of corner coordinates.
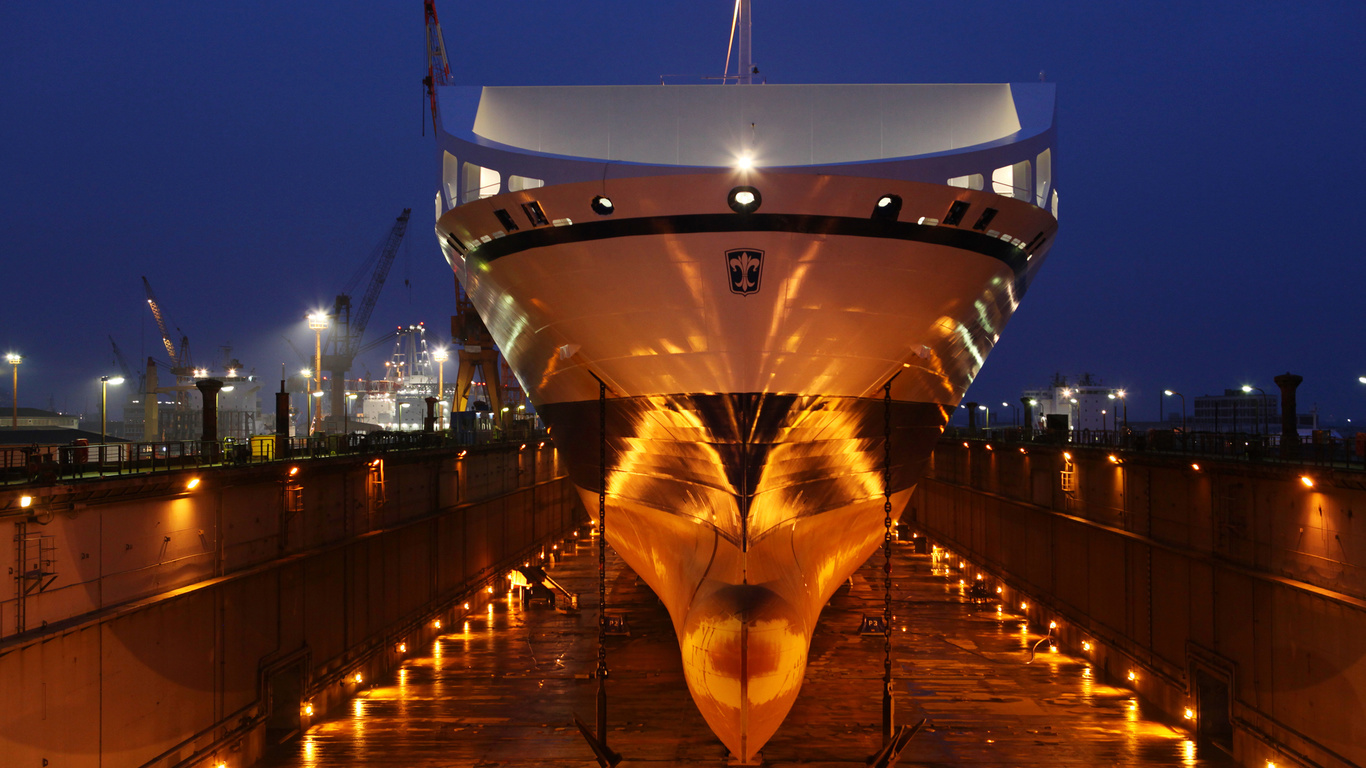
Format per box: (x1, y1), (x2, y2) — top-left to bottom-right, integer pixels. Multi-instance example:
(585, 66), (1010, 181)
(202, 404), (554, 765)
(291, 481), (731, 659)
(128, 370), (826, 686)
(738, 0), (752, 84)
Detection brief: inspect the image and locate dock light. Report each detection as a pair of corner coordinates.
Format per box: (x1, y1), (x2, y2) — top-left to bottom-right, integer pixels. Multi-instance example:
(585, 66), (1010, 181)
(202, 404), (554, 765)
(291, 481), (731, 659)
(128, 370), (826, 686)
(1019, 447), (1028, 454)
(353, 672), (363, 684)
(1191, 463), (1201, 471)
(1108, 454), (1119, 464)
(221, 385), (234, 392)
(590, 195), (615, 215)
(995, 586), (1002, 594)
(1183, 707), (1195, 720)
(1082, 640), (1092, 651)
(962, 441), (969, 448)
(1063, 452), (1072, 460)
(871, 194), (902, 221)
(1020, 602), (1028, 611)
(186, 477), (201, 490)
(1049, 621), (1057, 629)
(20, 495), (33, 508)
(519, 443), (526, 450)
(214, 761), (227, 768)
(289, 466), (299, 476)
(1127, 670), (1138, 682)
(397, 642), (407, 653)
(463, 603), (469, 609)
(301, 368), (312, 378)
(735, 153), (753, 171)
(1300, 476), (1315, 488)
(486, 586), (494, 594)
(433, 619), (442, 629)
(976, 573), (984, 580)
(458, 450), (467, 458)
(727, 185), (762, 213)
(303, 702), (314, 716)
(985, 444), (993, 451)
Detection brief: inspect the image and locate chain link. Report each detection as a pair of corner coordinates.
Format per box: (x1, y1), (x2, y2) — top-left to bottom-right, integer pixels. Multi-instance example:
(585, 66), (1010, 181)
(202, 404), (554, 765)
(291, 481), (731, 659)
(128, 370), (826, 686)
(597, 380), (608, 680)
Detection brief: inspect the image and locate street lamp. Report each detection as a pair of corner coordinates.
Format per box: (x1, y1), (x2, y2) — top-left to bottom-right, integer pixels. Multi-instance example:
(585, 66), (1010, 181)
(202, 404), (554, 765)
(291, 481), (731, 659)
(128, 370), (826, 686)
(307, 312), (329, 434)
(399, 401), (411, 430)
(432, 347), (449, 429)
(345, 392), (358, 435)
(100, 375), (125, 444)
(978, 403), (991, 431)
(6, 353), (20, 428)
(1165, 390), (1187, 445)
(1001, 402), (1019, 427)
(1241, 385), (1268, 436)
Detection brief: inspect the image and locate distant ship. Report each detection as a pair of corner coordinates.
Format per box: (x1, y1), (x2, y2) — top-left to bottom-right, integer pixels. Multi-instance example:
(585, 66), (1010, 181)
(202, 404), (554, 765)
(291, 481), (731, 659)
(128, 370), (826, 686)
(426, 2), (1057, 760)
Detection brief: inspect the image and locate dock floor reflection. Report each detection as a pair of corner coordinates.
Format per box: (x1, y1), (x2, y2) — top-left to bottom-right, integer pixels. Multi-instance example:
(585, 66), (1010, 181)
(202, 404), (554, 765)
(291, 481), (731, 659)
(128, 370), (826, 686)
(261, 531), (1236, 766)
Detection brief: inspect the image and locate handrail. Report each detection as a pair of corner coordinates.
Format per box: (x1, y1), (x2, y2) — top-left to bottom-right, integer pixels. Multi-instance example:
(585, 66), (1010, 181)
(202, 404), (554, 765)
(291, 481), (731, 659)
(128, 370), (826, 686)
(0, 426), (549, 487)
(943, 425), (1365, 472)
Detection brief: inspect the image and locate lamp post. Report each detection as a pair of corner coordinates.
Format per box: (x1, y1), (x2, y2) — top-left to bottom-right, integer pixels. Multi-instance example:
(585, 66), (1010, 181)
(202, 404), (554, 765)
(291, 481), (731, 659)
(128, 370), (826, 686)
(299, 369), (312, 436)
(432, 348), (449, 429)
(345, 392), (358, 435)
(6, 353), (20, 427)
(1165, 390), (1187, 448)
(977, 403), (991, 432)
(1002, 401), (1018, 427)
(399, 401), (411, 430)
(1069, 397), (1079, 438)
(100, 375), (125, 444)
(307, 312), (328, 434)
(1242, 385), (1268, 436)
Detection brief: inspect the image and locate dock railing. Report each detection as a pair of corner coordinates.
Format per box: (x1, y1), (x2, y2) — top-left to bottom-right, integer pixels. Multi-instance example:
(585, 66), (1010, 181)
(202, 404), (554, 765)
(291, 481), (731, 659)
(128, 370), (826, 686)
(0, 424), (548, 486)
(944, 425), (1364, 471)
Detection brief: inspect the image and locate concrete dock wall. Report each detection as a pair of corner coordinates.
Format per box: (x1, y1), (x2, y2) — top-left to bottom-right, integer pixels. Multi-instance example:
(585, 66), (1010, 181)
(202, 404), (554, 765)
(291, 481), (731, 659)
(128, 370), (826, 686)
(0, 443), (584, 768)
(910, 440), (1365, 768)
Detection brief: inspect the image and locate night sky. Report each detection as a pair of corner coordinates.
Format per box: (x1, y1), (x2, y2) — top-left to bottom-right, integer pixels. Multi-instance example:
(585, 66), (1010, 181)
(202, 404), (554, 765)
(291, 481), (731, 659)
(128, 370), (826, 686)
(3, 1), (1364, 423)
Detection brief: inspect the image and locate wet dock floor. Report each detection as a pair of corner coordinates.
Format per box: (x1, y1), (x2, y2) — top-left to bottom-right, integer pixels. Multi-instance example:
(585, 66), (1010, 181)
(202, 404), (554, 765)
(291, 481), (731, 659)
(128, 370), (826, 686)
(261, 530), (1235, 767)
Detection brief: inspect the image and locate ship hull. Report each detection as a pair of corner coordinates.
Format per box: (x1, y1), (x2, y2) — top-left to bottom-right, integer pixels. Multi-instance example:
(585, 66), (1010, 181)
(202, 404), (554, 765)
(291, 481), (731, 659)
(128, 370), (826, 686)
(436, 171), (1054, 759)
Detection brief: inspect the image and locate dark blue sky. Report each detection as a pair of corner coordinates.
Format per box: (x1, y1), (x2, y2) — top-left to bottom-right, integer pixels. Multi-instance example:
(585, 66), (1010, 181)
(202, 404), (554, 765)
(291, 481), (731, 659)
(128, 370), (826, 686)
(3, 1), (1364, 421)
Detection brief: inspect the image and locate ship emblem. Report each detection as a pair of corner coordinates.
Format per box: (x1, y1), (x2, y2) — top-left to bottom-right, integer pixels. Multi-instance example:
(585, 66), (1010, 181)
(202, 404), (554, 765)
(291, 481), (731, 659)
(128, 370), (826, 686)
(726, 249), (764, 295)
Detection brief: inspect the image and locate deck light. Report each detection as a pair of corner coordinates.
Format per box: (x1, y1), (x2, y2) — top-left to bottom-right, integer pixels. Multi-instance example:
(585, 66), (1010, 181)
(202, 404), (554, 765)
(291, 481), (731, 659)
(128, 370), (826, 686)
(353, 672), (363, 684)
(1191, 463), (1201, 471)
(1020, 602), (1028, 610)
(20, 495), (33, 508)
(871, 194), (902, 221)
(962, 441), (969, 448)
(303, 702), (315, 716)
(397, 642), (407, 653)
(1063, 452), (1071, 460)
(727, 186), (762, 213)
(289, 466), (299, 476)
(590, 195), (615, 215)
(434, 619), (442, 629)
(1108, 454), (1119, 464)
(735, 153), (753, 170)
(1183, 707), (1195, 720)
(1019, 447), (1027, 454)
(1049, 621), (1057, 629)
(1127, 670), (1138, 682)
(186, 477), (201, 490)
(1082, 640), (1092, 651)
(1300, 476), (1315, 488)
(995, 586), (1002, 594)
(463, 603), (469, 609)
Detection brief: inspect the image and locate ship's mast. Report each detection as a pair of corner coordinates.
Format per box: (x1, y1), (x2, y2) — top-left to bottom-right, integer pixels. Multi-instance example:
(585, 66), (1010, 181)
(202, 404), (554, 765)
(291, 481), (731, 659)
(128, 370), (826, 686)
(738, 0), (752, 84)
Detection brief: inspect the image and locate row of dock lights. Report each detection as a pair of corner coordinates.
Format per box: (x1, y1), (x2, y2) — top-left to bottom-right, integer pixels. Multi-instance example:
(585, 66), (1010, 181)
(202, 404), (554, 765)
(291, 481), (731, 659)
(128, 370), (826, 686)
(931, 540), (1212, 736)
(962, 441), (1324, 492)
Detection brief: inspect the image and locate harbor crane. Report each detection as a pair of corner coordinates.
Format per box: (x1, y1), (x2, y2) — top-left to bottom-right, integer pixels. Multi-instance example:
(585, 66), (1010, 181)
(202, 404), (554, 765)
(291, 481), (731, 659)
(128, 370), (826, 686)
(320, 208), (412, 431)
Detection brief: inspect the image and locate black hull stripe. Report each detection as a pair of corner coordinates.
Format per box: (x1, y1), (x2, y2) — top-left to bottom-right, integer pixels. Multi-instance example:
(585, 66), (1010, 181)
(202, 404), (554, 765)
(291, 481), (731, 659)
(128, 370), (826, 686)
(464, 213), (1030, 273)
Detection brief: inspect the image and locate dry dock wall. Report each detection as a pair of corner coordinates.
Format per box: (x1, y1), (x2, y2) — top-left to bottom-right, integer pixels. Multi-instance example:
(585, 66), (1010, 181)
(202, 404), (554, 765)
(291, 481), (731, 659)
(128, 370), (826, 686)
(0, 443), (584, 768)
(911, 440), (1365, 768)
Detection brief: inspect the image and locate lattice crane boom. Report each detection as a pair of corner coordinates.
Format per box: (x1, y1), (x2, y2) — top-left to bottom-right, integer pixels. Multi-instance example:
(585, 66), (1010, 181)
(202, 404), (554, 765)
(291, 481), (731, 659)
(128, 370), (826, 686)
(424, 1), (452, 133)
